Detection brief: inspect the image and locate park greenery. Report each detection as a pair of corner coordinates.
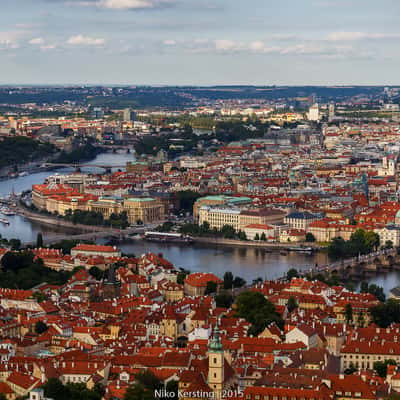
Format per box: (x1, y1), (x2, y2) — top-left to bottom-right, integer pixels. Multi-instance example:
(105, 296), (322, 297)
(235, 290), (284, 336)
(370, 299), (400, 328)
(56, 143), (101, 163)
(373, 359), (397, 378)
(0, 235), (22, 250)
(223, 271), (246, 289)
(360, 281), (386, 302)
(42, 377), (104, 400)
(133, 119), (268, 157)
(63, 209), (129, 228)
(327, 229), (380, 259)
(0, 136), (56, 169)
(179, 221), (247, 240)
(0, 250), (72, 290)
(215, 291), (234, 308)
(175, 190), (202, 213)
(123, 371), (178, 400)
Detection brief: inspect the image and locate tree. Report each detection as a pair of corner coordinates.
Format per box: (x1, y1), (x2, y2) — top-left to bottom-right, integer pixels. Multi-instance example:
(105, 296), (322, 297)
(368, 283), (385, 302)
(260, 232), (267, 241)
(305, 232), (316, 242)
(220, 224), (236, 239)
(89, 266), (104, 280)
(286, 297), (298, 313)
(165, 380), (179, 398)
(364, 231), (380, 251)
(215, 291), (234, 308)
(328, 237), (347, 259)
(371, 299), (400, 328)
(254, 233), (260, 241)
(9, 238), (21, 250)
(360, 281), (369, 293)
(36, 233), (44, 248)
(32, 291), (47, 302)
(237, 230), (247, 241)
(233, 276), (246, 288)
(384, 240), (394, 249)
(177, 270), (189, 285)
(135, 370), (162, 391)
(223, 271), (234, 289)
(175, 190), (201, 213)
(124, 383), (154, 400)
(35, 321), (48, 334)
(43, 378), (68, 400)
(205, 281), (218, 295)
(235, 291), (283, 336)
(373, 359), (396, 378)
(386, 394), (400, 400)
(345, 303), (353, 324)
(344, 363), (357, 375)
(287, 268), (299, 281)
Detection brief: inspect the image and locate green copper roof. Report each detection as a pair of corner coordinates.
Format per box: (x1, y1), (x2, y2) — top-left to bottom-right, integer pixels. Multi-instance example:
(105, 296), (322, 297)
(209, 324), (223, 352)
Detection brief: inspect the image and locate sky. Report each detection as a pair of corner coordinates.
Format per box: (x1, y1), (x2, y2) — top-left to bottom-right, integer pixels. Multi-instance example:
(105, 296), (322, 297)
(0, 0), (399, 85)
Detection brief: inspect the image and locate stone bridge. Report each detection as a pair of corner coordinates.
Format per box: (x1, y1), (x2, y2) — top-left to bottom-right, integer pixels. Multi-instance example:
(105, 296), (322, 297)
(280, 248), (400, 282)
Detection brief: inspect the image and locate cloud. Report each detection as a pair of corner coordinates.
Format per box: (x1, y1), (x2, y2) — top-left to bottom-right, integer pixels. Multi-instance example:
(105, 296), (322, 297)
(328, 31), (400, 41)
(163, 39), (176, 45)
(214, 39), (244, 52)
(67, 34), (105, 46)
(65, 0), (175, 9)
(29, 37), (45, 45)
(0, 32), (21, 50)
(40, 44), (57, 50)
(173, 38), (367, 60)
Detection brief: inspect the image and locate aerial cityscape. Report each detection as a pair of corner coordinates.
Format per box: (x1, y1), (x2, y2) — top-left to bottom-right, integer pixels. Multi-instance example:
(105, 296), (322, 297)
(1, 1), (400, 400)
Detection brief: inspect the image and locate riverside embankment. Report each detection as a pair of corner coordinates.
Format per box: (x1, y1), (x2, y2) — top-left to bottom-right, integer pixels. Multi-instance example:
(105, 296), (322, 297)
(193, 236), (323, 250)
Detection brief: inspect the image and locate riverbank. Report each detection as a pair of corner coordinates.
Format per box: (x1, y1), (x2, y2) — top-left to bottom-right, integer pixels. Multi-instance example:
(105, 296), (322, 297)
(193, 236), (324, 250)
(17, 204), (115, 233)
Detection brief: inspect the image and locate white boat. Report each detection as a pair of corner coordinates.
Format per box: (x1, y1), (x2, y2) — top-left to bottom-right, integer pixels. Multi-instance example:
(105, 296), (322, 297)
(1, 207), (15, 216)
(0, 218), (10, 225)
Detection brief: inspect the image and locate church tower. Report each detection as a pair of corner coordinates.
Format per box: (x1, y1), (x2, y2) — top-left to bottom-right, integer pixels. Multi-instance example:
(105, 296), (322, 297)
(208, 323), (224, 398)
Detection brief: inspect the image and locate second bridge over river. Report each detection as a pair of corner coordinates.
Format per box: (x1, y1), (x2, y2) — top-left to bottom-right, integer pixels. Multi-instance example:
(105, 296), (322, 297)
(280, 248), (400, 282)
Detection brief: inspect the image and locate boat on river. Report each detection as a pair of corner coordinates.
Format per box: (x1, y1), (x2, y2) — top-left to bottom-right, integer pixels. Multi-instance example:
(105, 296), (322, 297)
(1, 207), (15, 216)
(287, 246), (314, 253)
(144, 231), (194, 244)
(0, 217), (10, 225)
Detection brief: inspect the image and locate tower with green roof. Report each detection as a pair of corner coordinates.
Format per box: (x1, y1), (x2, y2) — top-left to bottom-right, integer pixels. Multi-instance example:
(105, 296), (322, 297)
(208, 322), (224, 396)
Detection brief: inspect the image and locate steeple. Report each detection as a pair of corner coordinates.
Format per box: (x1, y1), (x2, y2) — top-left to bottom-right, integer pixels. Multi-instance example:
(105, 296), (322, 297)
(209, 322), (223, 352)
(208, 320), (225, 396)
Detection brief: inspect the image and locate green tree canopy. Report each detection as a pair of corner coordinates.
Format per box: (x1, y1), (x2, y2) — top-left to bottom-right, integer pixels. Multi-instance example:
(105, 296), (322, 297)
(235, 291), (283, 336)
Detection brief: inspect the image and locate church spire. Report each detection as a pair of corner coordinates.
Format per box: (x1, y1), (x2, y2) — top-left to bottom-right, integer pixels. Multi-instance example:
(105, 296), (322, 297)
(209, 321), (223, 352)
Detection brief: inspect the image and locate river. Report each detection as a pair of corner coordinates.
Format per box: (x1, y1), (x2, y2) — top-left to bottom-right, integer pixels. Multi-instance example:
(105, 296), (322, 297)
(0, 151), (399, 293)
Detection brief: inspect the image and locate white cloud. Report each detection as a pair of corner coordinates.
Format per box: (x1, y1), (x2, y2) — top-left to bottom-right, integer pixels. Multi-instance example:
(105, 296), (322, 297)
(29, 37), (45, 45)
(67, 0), (174, 9)
(67, 34), (105, 46)
(249, 40), (267, 52)
(177, 37), (365, 60)
(214, 39), (244, 52)
(98, 0), (156, 8)
(163, 39), (176, 45)
(328, 31), (400, 41)
(0, 32), (21, 50)
(40, 44), (57, 51)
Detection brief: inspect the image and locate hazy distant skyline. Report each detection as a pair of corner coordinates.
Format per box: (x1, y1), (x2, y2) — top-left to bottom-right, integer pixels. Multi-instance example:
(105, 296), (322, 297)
(0, 0), (399, 85)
